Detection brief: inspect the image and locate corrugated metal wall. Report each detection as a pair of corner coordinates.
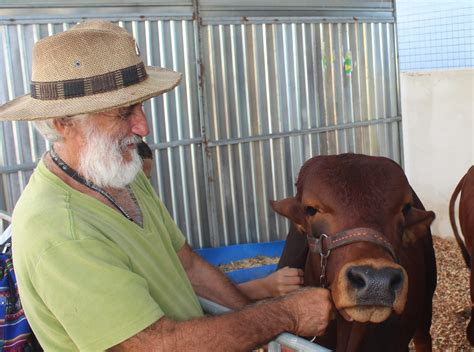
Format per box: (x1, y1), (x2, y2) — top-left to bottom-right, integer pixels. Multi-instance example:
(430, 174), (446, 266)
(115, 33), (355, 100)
(0, 1), (401, 248)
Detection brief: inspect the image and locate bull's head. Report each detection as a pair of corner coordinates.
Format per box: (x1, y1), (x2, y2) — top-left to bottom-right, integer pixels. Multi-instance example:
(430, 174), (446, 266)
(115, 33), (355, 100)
(271, 154), (435, 324)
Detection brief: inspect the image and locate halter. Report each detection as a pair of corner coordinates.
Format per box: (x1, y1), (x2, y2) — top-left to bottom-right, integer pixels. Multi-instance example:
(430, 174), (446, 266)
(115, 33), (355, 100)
(306, 227), (399, 287)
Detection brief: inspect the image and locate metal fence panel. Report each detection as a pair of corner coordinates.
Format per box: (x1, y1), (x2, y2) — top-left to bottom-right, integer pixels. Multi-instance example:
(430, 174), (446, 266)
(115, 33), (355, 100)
(201, 19), (401, 246)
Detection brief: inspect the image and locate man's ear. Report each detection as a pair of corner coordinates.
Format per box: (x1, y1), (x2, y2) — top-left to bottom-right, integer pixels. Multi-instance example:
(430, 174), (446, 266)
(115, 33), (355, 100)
(402, 207), (435, 245)
(270, 197), (306, 228)
(52, 117), (78, 139)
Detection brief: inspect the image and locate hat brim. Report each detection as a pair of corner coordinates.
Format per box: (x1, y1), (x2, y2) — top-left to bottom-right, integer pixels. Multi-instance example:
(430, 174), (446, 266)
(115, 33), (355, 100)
(0, 67), (182, 121)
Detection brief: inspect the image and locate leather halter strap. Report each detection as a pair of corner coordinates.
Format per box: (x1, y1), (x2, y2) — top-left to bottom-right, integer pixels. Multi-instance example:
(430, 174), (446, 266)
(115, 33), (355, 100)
(307, 227), (399, 263)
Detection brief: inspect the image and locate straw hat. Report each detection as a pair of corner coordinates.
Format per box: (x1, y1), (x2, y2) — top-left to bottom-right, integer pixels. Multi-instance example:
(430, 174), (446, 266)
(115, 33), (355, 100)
(0, 20), (182, 121)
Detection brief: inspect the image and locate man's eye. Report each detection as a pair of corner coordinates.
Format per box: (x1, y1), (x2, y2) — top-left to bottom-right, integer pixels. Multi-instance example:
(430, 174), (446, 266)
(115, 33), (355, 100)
(402, 204), (411, 216)
(306, 207), (318, 216)
(119, 109), (133, 120)
(119, 103), (143, 120)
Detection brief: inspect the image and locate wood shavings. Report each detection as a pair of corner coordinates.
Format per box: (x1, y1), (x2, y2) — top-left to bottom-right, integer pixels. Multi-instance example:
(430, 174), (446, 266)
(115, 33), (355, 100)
(427, 236), (472, 351)
(217, 256), (279, 272)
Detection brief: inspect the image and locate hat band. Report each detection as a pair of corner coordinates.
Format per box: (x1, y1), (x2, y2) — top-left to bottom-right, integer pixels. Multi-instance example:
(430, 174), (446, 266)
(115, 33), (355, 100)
(30, 62), (148, 100)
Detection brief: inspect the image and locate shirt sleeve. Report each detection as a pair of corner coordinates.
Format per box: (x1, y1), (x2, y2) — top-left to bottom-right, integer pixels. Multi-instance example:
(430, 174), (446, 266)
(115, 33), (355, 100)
(31, 238), (163, 351)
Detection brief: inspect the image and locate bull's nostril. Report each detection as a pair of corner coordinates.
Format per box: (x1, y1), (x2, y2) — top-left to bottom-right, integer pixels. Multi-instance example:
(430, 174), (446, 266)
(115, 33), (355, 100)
(347, 268), (366, 290)
(389, 272), (403, 291)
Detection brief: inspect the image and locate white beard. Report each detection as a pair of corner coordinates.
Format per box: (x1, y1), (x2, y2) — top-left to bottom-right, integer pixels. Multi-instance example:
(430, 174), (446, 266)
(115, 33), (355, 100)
(79, 126), (143, 189)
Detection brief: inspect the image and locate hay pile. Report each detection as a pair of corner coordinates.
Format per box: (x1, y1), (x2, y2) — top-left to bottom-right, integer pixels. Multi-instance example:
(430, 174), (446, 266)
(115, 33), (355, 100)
(218, 236), (472, 350)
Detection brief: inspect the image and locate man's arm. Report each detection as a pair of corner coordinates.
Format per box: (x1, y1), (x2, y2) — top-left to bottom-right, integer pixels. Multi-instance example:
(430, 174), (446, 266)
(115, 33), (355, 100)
(177, 243), (250, 309)
(109, 286), (333, 351)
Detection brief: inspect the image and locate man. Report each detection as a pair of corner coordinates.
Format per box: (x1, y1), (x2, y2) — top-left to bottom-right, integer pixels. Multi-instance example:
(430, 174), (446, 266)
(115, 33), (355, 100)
(0, 20), (332, 351)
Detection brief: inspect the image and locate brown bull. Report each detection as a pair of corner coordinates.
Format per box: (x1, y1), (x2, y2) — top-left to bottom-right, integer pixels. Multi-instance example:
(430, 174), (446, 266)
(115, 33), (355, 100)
(449, 165), (474, 345)
(272, 154), (436, 352)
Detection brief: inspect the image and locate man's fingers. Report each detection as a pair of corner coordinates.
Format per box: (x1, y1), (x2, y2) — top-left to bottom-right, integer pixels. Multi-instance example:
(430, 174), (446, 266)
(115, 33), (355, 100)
(279, 285), (302, 295)
(283, 276), (304, 285)
(281, 267), (304, 277)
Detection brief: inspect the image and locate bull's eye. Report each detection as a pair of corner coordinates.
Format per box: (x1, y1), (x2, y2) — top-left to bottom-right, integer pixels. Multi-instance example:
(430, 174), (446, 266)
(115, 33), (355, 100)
(402, 204), (412, 216)
(306, 206), (318, 216)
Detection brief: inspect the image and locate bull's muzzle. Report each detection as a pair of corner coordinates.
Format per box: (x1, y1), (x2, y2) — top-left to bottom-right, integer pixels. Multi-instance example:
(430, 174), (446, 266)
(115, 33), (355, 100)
(346, 265), (404, 307)
(333, 259), (409, 323)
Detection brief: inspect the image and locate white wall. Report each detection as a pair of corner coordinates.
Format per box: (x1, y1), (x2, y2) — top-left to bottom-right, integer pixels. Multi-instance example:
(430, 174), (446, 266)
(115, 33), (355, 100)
(401, 68), (474, 237)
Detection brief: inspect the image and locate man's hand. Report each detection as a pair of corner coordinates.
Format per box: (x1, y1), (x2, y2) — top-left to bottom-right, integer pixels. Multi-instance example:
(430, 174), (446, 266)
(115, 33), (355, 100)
(279, 287), (334, 337)
(263, 266), (304, 297)
(238, 267), (304, 300)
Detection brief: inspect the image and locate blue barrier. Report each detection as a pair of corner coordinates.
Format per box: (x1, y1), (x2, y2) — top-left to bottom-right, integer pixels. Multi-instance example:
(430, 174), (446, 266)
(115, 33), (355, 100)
(224, 264), (277, 284)
(196, 240), (285, 283)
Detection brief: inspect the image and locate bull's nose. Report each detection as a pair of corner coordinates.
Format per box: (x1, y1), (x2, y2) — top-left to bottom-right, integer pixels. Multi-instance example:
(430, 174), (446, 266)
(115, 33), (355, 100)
(346, 265), (404, 306)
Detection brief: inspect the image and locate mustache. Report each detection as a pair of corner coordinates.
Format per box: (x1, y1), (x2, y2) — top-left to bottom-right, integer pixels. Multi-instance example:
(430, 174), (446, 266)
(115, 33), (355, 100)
(119, 135), (142, 152)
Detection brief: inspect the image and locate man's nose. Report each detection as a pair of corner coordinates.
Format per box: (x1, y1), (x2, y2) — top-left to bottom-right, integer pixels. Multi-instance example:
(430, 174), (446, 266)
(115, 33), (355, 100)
(130, 104), (149, 137)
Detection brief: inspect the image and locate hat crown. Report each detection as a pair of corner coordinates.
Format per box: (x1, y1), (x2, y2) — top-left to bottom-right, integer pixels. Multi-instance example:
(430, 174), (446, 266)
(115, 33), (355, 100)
(32, 21), (142, 82)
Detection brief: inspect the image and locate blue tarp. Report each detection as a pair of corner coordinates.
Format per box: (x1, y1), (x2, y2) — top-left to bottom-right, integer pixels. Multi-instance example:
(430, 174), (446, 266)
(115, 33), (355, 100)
(196, 240), (285, 284)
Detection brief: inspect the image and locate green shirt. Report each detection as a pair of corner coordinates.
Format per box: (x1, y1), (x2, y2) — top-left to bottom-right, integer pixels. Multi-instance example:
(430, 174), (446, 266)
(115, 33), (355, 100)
(12, 160), (203, 351)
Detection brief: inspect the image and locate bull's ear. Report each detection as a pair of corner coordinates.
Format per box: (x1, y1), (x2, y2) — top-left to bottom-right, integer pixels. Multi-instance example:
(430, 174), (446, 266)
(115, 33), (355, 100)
(270, 197), (306, 227)
(403, 207), (435, 245)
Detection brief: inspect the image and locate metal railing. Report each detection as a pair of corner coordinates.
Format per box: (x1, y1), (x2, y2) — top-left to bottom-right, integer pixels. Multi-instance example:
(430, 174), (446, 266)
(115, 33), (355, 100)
(198, 296), (331, 352)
